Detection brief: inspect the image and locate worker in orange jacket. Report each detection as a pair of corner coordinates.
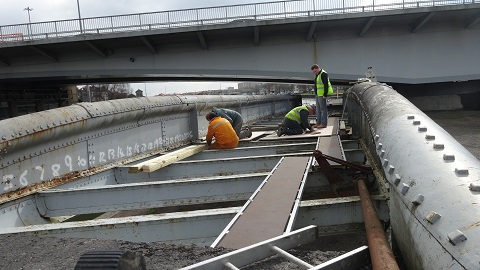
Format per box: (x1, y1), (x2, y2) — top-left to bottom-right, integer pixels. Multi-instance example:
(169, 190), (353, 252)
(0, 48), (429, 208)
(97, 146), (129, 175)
(205, 112), (239, 149)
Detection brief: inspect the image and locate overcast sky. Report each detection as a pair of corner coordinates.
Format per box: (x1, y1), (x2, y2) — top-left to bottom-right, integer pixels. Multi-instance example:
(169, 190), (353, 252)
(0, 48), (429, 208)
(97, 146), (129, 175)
(0, 0), (274, 95)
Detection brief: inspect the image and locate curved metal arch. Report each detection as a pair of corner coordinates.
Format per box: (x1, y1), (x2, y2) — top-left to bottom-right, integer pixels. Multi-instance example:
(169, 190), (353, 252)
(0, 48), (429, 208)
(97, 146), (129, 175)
(346, 82), (480, 270)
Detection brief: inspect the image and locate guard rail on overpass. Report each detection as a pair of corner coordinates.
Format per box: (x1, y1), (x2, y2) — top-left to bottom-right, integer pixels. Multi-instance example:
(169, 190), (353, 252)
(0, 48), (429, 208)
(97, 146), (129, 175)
(1, 0), (478, 44)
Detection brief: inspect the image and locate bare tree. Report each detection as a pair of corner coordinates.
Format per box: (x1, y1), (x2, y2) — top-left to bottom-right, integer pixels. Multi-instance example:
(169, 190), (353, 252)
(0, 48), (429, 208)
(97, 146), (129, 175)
(77, 83), (134, 102)
(105, 83), (133, 100)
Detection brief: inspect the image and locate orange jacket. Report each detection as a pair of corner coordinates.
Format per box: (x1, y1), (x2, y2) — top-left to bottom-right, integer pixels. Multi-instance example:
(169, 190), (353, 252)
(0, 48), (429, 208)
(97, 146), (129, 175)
(206, 117), (239, 149)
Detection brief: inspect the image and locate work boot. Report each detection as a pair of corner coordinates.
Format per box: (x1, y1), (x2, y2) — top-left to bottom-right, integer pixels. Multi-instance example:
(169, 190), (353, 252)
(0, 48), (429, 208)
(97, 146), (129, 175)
(276, 127), (285, 137)
(247, 128), (253, 138)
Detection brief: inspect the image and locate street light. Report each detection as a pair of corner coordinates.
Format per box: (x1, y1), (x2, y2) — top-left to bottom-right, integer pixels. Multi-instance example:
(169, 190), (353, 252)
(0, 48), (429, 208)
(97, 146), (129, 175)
(77, 0), (83, 33)
(23, 7), (33, 38)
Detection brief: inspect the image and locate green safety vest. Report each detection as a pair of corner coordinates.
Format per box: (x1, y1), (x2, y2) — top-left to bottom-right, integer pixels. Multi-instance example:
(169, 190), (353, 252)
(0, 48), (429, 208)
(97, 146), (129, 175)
(285, 105), (308, 123)
(316, 69), (334, 97)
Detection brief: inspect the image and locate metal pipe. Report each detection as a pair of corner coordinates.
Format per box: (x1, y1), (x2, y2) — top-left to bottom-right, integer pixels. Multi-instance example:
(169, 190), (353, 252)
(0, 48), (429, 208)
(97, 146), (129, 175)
(357, 176), (400, 270)
(314, 150), (372, 174)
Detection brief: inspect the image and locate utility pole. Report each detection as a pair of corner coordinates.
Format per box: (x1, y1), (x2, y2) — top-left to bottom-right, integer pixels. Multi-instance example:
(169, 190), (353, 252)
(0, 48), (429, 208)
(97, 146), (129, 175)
(77, 0), (83, 33)
(23, 7), (33, 39)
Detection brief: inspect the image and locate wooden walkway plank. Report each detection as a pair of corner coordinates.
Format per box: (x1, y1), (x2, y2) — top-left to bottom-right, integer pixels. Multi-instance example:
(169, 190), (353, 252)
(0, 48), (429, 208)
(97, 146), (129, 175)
(317, 136), (344, 164)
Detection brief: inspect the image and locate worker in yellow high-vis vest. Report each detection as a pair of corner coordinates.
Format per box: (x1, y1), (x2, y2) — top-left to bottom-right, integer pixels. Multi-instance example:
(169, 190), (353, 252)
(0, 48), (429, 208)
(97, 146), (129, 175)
(311, 64), (333, 128)
(276, 104), (315, 137)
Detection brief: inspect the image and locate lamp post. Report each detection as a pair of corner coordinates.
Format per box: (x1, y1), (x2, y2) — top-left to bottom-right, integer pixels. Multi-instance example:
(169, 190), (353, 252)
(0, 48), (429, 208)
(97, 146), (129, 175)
(77, 0), (83, 33)
(23, 7), (33, 38)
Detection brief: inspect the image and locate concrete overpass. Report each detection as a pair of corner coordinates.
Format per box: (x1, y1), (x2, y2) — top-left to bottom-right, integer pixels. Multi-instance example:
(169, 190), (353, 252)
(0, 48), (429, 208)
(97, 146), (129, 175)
(0, 0), (479, 89)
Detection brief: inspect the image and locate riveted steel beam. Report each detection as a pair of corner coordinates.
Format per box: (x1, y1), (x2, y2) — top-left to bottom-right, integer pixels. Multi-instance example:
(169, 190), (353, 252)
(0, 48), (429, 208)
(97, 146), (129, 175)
(36, 173), (266, 217)
(1, 197), (387, 244)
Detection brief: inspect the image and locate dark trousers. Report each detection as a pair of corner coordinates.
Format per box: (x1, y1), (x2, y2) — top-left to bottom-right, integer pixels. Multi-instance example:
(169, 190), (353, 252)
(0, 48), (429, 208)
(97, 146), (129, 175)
(283, 118), (303, 135)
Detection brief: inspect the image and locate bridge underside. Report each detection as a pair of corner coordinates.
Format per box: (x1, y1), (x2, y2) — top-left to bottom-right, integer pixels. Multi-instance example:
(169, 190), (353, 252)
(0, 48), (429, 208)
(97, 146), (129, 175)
(1, 4), (479, 88)
(1, 4), (479, 119)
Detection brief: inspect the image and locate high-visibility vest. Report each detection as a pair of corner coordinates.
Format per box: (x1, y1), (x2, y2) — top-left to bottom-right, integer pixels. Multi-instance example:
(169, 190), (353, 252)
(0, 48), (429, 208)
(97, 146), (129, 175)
(285, 105), (308, 123)
(316, 69), (333, 97)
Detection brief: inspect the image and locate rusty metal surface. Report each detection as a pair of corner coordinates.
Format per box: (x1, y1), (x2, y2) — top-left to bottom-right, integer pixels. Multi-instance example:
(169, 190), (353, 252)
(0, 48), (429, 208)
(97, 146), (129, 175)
(315, 149), (372, 174)
(0, 95), (295, 204)
(313, 150), (345, 187)
(357, 176), (400, 270)
(216, 156), (309, 249)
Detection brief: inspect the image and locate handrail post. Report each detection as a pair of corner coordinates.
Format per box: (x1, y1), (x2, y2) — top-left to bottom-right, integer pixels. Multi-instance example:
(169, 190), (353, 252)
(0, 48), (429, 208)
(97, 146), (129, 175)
(77, 0), (83, 34)
(196, 9), (199, 26)
(167, 12), (171, 28)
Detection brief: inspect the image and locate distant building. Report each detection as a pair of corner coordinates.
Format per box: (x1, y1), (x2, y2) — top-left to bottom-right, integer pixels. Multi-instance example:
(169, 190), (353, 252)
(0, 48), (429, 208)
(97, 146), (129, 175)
(135, 89), (144, 97)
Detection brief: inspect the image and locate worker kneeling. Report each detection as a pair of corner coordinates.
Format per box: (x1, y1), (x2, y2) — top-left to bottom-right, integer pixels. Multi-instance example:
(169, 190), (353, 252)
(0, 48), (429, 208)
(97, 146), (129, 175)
(206, 112), (239, 149)
(277, 104), (315, 137)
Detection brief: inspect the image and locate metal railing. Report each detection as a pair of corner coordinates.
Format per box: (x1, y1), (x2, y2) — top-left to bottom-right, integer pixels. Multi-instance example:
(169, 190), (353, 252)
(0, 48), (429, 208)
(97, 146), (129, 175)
(0, 0), (476, 43)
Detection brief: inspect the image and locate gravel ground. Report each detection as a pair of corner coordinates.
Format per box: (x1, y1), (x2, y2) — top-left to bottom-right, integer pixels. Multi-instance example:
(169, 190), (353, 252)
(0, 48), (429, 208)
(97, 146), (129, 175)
(0, 232), (367, 269)
(426, 110), (480, 159)
(1, 110), (478, 270)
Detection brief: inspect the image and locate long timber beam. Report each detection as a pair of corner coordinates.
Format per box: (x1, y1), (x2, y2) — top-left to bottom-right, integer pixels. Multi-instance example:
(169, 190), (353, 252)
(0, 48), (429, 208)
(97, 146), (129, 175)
(116, 153), (312, 184)
(183, 142), (317, 160)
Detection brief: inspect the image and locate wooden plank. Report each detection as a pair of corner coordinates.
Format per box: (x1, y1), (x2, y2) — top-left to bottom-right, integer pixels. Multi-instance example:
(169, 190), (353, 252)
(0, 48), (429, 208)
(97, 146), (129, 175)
(216, 156), (310, 249)
(260, 126), (334, 140)
(239, 131), (265, 141)
(128, 144), (208, 173)
(328, 117), (339, 135)
(317, 136), (344, 165)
